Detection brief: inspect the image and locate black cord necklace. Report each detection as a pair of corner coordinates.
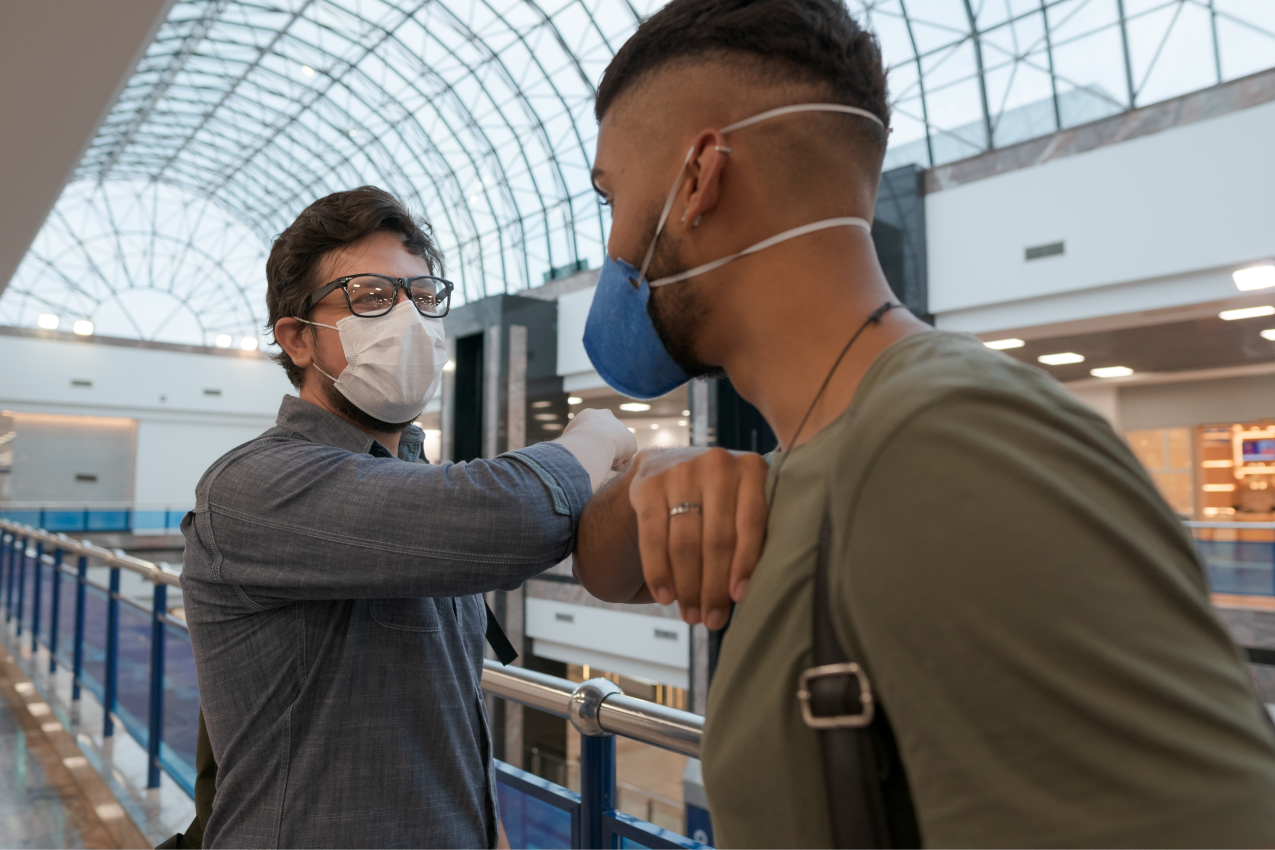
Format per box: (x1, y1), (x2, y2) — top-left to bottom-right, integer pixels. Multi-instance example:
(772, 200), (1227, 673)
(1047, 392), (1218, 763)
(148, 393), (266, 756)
(766, 300), (899, 509)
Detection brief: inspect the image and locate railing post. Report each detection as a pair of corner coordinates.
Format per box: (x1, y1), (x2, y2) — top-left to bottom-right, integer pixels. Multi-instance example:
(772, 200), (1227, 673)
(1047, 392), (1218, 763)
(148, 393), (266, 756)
(32, 540), (44, 653)
(568, 678), (622, 850)
(580, 735), (617, 849)
(104, 566), (120, 737)
(147, 583), (166, 788)
(1, 531), (10, 620)
(49, 548), (63, 673)
(73, 555), (87, 701)
(16, 536), (27, 636)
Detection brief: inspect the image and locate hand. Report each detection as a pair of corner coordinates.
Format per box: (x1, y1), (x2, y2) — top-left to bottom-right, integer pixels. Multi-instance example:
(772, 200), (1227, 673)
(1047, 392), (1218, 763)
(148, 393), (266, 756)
(555, 408), (638, 491)
(630, 448), (768, 629)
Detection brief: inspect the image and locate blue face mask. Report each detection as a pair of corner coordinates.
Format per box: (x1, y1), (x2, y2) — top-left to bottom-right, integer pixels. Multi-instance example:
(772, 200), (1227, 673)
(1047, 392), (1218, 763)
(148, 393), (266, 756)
(582, 103), (886, 400)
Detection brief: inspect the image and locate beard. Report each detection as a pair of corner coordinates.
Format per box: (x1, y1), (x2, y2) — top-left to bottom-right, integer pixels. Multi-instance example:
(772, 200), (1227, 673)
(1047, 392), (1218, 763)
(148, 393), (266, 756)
(312, 346), (416, 435)
(642, 214), (726, 381)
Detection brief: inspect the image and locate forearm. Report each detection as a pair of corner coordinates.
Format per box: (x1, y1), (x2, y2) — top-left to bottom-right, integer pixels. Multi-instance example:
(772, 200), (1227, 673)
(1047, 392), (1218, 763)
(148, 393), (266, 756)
(574, 455), (652, 603)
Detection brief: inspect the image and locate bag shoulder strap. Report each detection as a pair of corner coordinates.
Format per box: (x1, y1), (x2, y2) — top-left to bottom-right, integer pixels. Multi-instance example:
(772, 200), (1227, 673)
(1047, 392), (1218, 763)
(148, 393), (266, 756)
(801, 512), (920, 849)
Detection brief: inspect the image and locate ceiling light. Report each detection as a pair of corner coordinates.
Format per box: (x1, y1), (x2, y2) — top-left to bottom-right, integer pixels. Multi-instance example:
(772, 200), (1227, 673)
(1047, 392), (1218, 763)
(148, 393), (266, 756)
(444, 360), (456, 371)
(72, 320), (94, 336)
(619, 402), (650, 412)
(681, 409), (690, 416)
(650, 424), (659, 430)
(568, 396), (582, 404)
(531, 400), (552, 408)
(984, 338), (1024, 350)
(1203, 484), (1236, 492)
(1038, 352), (1084, 365)
(1219, 305), (1275, 321)
(300, 64), (316, 77)
(214, 334), (232, 348)
(678, 419), (688, 427)
(1090, 366), (1133, 378)
(37, 313), (59, 330)
(1233, 264), (1275, 291)
(1261, 329), (1275, 341)
(240, 337), (259, 351)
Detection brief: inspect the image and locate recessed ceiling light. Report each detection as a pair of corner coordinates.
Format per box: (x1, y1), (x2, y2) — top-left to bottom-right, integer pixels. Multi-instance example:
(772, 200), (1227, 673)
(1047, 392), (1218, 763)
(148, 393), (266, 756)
(214, 334), (232, 348)
(1090, 366), (1134, 378)
(1219, 305), (1275, 321)
(681, 409), (690, 416)
(72, 320), (94, 336)
(1038, 352), (1084, 365)
(984, 338), (1024, 350)
(240, 337), (259, 351)
(1233, 264), (1275, 291)
(650, 424), (659, 430)
(37, 313), (59, 330)
(531, 400), (552, 408)
(1262, 329), (1275, 341)
(567, 396), (583, 404)
(300, 64), (316, 77)
(619, 402), (650, 412)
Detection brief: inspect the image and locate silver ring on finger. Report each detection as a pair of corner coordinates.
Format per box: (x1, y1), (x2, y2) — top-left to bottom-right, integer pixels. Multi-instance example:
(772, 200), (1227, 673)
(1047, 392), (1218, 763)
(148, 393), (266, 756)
(669, 502), (703, 518)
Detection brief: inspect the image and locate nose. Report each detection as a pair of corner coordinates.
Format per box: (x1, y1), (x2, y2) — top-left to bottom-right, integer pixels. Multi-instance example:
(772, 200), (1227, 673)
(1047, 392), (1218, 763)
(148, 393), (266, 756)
(393, 283), (411, 306)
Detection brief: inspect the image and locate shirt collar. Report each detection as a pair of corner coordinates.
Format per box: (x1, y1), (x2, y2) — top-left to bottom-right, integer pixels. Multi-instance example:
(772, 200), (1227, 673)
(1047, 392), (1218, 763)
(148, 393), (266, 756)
(275, 395), (426, 462)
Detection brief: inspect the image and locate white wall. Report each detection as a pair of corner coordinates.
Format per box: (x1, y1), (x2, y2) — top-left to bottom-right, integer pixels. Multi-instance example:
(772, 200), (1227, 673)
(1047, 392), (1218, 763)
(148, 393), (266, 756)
(0, 333), (290, 506)
(928, 99), (1275, 333)
(557, 285), (597, 380)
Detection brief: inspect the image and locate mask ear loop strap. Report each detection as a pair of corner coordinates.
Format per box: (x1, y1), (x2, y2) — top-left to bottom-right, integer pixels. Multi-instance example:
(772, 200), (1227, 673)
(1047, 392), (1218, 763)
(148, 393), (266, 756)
(720, 102), (886, 134)
(648, 217), (872, 288)
(638, 145), (696, 281)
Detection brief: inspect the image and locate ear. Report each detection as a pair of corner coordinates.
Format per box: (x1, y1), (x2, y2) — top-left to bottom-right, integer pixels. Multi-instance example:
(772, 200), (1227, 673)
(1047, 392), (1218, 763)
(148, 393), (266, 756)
(680, 130), (730, 231)
(274, 317), (315, 370)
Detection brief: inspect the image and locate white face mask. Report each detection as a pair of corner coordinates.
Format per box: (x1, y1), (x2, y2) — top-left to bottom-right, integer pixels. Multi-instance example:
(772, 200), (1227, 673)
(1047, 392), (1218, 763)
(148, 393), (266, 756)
(300, 300), (447, 423)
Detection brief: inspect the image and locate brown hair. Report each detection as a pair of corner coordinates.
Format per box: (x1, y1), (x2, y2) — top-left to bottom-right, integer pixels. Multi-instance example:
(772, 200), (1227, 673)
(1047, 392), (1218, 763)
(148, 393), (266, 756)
(265, 186), (445, 388)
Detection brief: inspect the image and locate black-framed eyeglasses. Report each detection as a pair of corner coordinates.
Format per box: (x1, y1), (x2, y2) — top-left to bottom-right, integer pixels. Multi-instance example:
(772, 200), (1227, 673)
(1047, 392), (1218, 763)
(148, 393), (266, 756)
(307, 274), (454, 318)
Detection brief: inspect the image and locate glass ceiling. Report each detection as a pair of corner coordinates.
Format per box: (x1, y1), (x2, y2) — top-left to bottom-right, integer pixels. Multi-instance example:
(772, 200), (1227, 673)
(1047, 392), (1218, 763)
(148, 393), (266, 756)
(2, 0), (1272, 347)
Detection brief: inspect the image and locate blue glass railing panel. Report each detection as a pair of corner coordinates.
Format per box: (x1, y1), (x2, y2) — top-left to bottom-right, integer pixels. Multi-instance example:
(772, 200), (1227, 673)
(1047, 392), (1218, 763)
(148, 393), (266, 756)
(0, 511), (41, 526)
(165, 510), (188, 530)
(1197, 540), (1275, 595)
(80, 585), (109, 702)
(132, 511), (167, 531)
(163, 624), (200, 780)
(115, 602), (154, 744)
(86, 510), (131, 532)
(42, 511), (86, 532)
(56, 570), (77, 668)
(604, 811), (710, 850)
(159, 742), (196, 797)
(495, 760), (579, 849)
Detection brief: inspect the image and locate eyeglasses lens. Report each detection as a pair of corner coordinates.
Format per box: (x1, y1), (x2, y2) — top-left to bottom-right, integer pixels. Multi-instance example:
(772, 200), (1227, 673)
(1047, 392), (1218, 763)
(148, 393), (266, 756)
(408, 278), (448, 317)
(346, 276), (398, 316)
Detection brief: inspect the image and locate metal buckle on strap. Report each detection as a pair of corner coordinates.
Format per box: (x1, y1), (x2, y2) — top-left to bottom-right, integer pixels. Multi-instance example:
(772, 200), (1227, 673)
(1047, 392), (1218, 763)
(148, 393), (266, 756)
(797, 662), (875, 729)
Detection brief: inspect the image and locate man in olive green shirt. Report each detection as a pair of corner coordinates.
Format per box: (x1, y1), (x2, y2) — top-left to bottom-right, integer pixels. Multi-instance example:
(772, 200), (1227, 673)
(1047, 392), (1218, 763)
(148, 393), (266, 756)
(574, 0), (1275, 845)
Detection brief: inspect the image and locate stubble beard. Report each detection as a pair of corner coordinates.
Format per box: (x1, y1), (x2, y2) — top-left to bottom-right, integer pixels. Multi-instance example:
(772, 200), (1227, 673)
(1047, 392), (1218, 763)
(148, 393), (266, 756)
(310, 336), (415, 435)
(642, 212), (726, 381)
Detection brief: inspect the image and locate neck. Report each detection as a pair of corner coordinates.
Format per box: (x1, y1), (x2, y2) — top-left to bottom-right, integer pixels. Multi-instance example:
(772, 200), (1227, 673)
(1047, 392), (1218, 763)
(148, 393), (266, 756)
(710, 229), (930, 451)
(299, 381), (402, 457)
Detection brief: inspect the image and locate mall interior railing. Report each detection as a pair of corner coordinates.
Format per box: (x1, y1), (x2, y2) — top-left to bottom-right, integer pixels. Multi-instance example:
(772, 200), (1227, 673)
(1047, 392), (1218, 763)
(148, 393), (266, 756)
(0, 518), (711, 849)
(1185, 521), (1275, 596)
(0, 504), (192, 534)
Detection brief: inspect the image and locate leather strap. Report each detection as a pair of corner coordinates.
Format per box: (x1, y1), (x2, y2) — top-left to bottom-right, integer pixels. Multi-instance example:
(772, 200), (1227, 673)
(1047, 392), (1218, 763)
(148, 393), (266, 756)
(811, 513), (920, 848)
(485, 601), (519, 665)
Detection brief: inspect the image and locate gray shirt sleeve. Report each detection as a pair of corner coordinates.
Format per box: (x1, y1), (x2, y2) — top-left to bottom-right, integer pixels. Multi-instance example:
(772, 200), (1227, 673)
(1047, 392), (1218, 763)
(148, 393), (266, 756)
(181, 438), (591, 607)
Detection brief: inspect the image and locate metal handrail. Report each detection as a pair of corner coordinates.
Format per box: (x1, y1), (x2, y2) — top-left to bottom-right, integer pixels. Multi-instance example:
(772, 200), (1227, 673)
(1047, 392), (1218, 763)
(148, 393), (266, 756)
(481, 659), (704, 758)
(0, 520), (181, 586)
(1184, 521), (1275, 530)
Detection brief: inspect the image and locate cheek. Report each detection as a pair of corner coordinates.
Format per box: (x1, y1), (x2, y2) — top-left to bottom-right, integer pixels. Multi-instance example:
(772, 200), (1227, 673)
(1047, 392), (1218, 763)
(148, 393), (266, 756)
(316, 328), (350, 370)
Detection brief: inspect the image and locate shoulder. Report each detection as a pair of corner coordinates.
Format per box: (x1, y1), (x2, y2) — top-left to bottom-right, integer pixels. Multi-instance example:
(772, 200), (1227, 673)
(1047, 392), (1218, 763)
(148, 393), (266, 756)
(194, 425), (318, 504)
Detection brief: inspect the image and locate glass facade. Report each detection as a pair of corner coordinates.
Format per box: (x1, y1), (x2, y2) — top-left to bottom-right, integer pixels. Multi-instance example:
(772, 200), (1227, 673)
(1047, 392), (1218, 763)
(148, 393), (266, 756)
(2, 0), (1272, 344)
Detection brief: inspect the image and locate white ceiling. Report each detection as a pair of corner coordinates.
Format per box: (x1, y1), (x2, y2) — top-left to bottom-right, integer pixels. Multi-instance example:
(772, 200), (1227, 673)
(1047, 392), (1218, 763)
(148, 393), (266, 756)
(0, 0), (174, 295)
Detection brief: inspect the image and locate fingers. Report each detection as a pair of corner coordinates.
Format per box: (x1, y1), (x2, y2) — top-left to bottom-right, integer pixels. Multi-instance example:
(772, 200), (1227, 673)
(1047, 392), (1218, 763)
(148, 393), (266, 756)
(635, 474), (674, 607)
(664, 461), (704, 625)
(729, 454), (769, 602)
(697, 450), (738, 630)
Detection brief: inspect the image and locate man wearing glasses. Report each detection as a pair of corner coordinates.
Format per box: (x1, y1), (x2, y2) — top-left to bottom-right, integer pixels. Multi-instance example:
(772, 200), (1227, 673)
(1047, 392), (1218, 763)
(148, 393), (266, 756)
(176, 186), (766, 848)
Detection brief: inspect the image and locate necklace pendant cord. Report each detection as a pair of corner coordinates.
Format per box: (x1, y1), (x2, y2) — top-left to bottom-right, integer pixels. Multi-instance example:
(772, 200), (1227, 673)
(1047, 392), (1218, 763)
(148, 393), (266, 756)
(766, 301), (900, 509)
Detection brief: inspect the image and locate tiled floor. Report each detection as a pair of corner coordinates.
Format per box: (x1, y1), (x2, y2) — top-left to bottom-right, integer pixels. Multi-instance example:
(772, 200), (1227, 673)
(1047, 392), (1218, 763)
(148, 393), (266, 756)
(0, 668), (115, 848)
(0, 623), (194, 848)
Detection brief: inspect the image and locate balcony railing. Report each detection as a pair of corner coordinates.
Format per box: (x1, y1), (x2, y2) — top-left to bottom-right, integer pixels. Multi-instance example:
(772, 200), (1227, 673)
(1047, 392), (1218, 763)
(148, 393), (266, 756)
(1185, 521), (1275, 596)
(0, 503), (192, 533)
(0, 518), (711, 848)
